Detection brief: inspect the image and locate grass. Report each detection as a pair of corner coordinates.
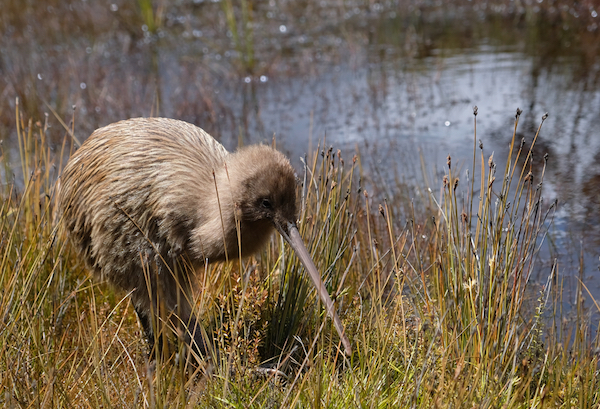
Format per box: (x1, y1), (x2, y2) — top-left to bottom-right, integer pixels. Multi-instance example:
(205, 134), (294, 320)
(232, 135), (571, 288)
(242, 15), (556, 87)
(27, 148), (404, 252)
(221, 0), (255, 75)
(0, 102), (599, 408)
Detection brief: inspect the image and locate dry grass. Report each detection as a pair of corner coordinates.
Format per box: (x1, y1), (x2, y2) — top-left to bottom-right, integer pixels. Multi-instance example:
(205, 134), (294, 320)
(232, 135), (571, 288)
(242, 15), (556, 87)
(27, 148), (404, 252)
(0, 103), (599, 408)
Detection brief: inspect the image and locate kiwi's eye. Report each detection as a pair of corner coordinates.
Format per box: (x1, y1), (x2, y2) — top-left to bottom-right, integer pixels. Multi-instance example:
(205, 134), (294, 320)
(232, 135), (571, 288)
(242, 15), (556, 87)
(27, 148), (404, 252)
(261, 198), (273, 210)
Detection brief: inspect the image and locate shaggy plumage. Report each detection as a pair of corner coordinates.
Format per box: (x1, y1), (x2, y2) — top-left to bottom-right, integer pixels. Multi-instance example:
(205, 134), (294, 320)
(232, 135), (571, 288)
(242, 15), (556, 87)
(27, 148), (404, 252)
(59, 117), (350, 363)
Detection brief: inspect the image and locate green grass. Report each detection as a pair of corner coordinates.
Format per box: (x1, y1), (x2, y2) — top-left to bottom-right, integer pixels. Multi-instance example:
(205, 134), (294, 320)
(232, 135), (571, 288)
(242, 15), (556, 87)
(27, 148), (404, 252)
(221, 0), (255, 75)
(1, 102), (599, 408)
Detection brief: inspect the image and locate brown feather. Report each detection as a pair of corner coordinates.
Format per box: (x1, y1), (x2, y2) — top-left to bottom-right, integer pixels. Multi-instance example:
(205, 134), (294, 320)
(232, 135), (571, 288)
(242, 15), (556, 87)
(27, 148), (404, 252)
(59, 117), (350, 363)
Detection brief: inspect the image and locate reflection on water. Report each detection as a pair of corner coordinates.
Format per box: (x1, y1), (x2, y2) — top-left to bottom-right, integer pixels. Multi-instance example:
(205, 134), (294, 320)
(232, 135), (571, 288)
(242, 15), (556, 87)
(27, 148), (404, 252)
(0, 0), (598, 299)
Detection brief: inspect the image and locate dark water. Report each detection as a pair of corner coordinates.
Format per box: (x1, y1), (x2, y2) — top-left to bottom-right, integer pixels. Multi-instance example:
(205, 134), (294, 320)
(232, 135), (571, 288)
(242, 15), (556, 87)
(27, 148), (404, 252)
(1, 1), (599, 304)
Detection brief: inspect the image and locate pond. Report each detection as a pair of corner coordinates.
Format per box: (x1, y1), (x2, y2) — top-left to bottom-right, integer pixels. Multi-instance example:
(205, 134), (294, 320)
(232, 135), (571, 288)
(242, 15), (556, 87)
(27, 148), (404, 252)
(1, 0), (598, 307)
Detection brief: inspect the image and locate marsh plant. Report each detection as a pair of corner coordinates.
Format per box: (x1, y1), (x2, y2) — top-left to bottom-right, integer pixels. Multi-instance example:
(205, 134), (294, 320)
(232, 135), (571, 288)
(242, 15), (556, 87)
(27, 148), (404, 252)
(0, 102), (598, 407)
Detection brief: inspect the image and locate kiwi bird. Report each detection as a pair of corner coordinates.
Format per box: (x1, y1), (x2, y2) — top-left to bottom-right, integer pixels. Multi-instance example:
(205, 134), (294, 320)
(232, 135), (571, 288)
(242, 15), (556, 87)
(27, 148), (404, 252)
(59, 117), (351, 363)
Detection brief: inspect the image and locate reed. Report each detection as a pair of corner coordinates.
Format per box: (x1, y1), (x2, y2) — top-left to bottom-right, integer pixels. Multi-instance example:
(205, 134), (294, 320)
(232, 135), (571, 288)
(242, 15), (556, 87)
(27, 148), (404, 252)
(0, 103), (598, 407)
(221, 0), (256, 74)
(137, 0), (165, 35)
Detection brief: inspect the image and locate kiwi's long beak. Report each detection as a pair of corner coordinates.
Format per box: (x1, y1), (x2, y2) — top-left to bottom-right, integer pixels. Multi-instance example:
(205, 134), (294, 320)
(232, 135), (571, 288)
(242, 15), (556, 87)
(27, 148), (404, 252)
(274, 221), (352, 356)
